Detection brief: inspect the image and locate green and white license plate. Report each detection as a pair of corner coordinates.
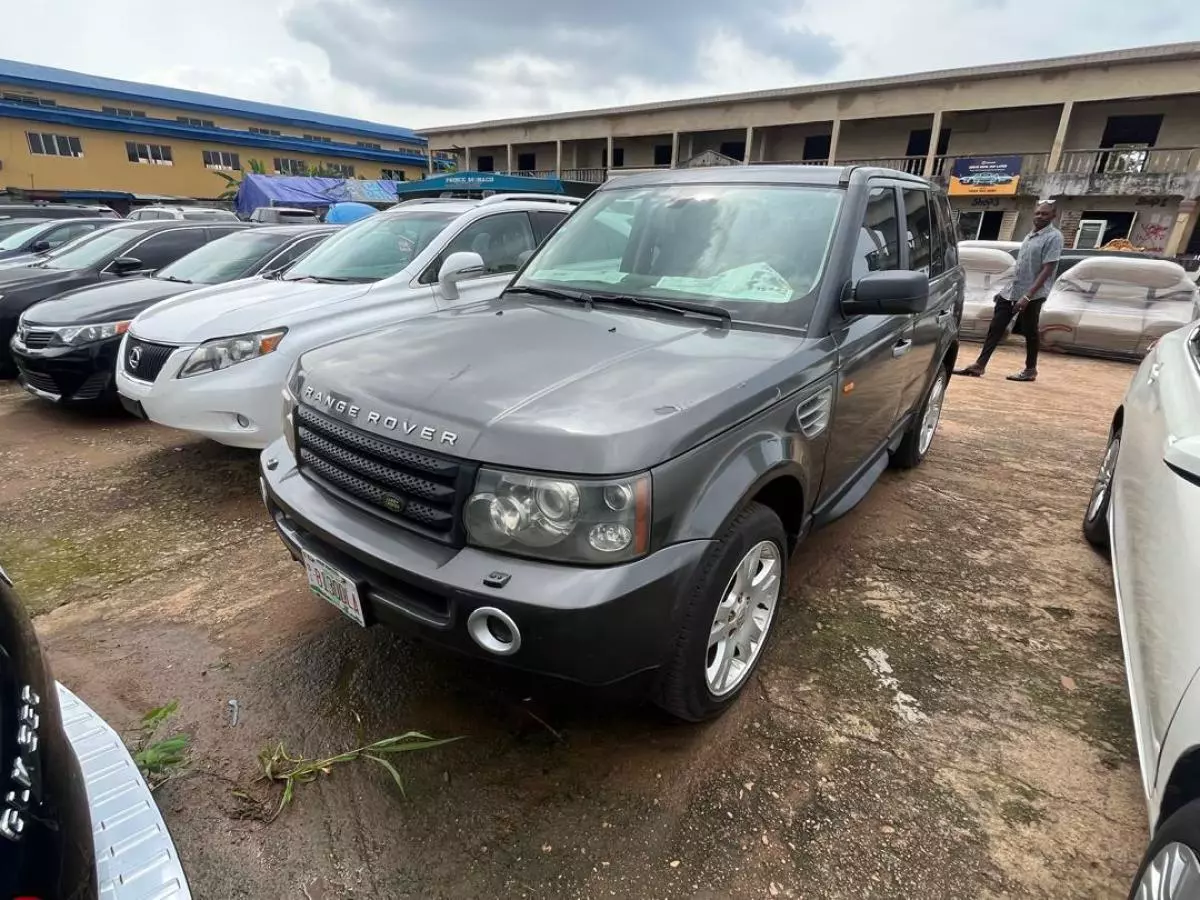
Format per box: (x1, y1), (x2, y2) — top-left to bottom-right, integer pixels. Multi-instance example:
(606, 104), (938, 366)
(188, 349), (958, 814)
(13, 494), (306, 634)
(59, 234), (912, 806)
(302, 550), (366, 627)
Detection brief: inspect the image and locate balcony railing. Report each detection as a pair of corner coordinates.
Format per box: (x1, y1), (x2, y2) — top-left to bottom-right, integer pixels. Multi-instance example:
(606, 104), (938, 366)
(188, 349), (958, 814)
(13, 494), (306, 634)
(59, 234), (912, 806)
(1058, 147), (1200, 176)
(838, 156), (928, 174)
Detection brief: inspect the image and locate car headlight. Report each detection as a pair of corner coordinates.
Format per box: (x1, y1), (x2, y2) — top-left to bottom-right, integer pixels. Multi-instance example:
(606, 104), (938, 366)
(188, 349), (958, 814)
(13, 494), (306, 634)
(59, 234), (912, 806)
(177, 328), (287, 378)
(464, 469), (650, 564)
(54, 320), (132, 346)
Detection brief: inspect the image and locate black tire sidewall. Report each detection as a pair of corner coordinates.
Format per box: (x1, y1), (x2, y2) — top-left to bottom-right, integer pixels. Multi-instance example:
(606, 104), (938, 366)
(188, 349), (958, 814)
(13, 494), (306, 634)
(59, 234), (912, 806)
(1127, 798), (1200, 899)
(1083, 431), (1119, 550)
(654, 502), (787, 722)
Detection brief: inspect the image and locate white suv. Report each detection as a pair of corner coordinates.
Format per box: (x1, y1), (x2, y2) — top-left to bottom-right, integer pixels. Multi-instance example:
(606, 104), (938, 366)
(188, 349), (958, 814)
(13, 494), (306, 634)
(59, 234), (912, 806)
(115, 194), (579, 448)
(127, 205), (241, 222)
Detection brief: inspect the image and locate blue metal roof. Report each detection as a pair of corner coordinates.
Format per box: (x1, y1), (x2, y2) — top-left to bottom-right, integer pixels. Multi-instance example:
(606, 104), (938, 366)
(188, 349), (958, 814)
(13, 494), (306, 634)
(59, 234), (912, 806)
(0, 57), (425, 145)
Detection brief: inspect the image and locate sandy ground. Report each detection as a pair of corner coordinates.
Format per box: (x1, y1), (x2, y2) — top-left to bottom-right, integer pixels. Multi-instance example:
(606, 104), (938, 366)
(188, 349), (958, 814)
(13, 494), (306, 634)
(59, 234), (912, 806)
(0, 344), (1145, 899)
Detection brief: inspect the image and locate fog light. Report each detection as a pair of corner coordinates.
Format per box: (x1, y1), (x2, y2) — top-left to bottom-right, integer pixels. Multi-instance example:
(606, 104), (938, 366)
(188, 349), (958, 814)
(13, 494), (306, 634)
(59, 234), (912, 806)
(588, 523), (632, 553)
(236, 413), (250, 428)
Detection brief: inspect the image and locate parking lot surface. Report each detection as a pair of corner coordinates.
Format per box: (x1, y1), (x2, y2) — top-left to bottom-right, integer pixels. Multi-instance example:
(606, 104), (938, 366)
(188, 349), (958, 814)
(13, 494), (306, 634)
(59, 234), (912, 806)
(0, 345), (1145, 899)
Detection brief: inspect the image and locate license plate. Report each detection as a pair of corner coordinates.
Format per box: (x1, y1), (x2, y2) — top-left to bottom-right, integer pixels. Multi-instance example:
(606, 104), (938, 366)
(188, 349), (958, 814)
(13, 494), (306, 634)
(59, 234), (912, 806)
(302, 550), (366, 627)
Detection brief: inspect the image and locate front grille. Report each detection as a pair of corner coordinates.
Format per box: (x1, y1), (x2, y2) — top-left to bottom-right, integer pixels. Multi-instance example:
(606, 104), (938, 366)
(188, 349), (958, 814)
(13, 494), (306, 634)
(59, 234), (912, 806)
(295, 404), (474, 545)
(20, 369), (59, 396)
(123, 337), (176, 382)
(72, 371), (112, 401)
(20, 329), (53, 349)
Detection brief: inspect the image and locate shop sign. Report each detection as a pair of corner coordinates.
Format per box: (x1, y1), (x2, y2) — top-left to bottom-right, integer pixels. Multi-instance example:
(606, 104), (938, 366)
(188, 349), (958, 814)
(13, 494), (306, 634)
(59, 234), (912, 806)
(949, 156), (1023, 196)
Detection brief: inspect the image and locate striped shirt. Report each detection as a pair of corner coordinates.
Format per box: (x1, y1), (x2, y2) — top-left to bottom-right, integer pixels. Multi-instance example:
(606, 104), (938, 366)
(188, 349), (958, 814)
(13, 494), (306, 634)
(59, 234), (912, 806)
(1007, 223), (1064, 301)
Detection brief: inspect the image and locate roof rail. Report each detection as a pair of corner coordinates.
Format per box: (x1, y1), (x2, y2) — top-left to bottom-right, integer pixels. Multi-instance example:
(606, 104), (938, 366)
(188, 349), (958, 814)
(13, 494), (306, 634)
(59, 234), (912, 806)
(391, 197), (468, 206)
(476, 193), (581, 207)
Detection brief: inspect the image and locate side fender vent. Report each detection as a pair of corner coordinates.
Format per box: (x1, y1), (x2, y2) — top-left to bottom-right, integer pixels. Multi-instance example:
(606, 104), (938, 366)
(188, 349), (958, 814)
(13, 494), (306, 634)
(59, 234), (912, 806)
(796, 386), (834, 439)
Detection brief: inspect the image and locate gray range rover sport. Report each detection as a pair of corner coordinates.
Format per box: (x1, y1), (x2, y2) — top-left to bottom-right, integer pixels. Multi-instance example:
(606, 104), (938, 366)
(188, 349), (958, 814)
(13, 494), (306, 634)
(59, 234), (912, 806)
(260, 165), (963, 721)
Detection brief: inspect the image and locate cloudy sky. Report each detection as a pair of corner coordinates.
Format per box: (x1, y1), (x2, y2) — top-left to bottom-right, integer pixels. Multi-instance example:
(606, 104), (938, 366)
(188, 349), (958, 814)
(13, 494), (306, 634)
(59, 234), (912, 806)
(3, 1), (1198, 130)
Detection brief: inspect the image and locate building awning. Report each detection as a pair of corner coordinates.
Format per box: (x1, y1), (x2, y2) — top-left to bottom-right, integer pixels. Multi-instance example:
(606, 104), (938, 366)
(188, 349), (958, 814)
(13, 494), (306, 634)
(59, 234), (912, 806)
(393, 171), (566, 196)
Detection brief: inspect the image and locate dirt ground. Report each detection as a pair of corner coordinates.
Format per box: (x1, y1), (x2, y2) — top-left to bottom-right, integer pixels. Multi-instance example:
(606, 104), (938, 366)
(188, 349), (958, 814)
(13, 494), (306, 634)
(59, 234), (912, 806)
(0, 344), (1145, 899)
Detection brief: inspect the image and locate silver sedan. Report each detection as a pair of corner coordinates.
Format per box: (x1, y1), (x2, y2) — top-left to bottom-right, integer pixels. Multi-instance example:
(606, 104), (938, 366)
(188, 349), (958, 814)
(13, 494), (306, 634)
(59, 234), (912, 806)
(1084, 321), (1200, 897)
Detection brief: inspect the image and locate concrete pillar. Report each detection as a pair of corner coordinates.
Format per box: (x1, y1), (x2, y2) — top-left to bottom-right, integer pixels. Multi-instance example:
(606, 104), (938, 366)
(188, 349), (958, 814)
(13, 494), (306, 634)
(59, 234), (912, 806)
(506, 144), (514, 173)
(743, 126), (754, 165)
(828, 119), (842, 165)
(758, 129), (768, 162)
(670, 131), (680, 167)
(1165, 199), (1198, 256)
(555, 140), (562, 176)
(463, 146), (471, 171)
(606, 135), (614, 171)
(686, 135), (694, 159)
(923, 110), (943, 178)
(427, 148), (434, 176)
(1048, 101), (1074, 173)
(572, 143), (579, 169)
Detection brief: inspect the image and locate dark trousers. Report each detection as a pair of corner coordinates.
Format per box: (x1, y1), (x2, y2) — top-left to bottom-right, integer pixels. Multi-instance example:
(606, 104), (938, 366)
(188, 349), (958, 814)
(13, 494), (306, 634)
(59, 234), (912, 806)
(976, 297), (1046, 371)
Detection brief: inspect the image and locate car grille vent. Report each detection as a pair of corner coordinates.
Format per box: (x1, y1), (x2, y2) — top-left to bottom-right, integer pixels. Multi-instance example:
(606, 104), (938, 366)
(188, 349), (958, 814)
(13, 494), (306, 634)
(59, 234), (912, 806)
(21, 329), (53, 349)
(796, 386), (834, 439)
(123, 338), (176, 382)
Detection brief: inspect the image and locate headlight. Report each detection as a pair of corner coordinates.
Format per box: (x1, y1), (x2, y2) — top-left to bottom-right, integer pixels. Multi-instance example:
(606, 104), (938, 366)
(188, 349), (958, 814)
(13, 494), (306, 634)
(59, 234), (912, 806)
(464, 469), (650, 564)
(177, 328), (286, 378)
(55, 320), (132, 346)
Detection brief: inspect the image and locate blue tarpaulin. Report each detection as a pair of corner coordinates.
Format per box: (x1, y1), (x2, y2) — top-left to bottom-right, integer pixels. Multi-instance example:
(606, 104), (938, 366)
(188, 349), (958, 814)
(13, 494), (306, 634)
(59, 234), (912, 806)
(393, 171), (566, 196)
(234, 174), (411, 217)
(325, 202), (378, 224)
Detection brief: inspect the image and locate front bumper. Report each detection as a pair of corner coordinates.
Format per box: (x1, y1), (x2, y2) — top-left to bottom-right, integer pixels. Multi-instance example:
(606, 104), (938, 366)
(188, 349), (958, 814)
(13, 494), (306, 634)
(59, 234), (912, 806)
(115, 333), (290, 449)
(261, 442), (711, 686)
(10, 335), (121, 403)
(58, 683), (191, 899)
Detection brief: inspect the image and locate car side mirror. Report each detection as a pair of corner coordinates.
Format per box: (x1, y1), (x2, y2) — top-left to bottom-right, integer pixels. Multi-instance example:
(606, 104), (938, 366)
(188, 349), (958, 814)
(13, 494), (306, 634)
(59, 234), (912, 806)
(842, 270), (930, 316)
(30, 239), (51, 253)
(110, 256), (143, 276)
(438, 251), (486, 301)
(1164, 435), (1200, 487)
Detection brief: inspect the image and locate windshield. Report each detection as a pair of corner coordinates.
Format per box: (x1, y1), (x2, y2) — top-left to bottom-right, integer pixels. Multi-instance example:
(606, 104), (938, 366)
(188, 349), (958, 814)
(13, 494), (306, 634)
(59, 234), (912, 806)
(41, 226), (137, 270)
(515, 184), (843, 326)
(0, 221), (49, 250)
(285, 210), (457, 282)
(156, 231), (289, 284)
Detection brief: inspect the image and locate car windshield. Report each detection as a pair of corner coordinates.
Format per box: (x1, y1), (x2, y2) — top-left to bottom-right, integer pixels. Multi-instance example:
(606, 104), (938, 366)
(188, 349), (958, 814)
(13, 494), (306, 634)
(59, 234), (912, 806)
(284, 210), (458, 282)
(514, 184), (844, 326)
(156, 231), (291, 284)
(40, 226), (136, 270)
(0, 221), (50, 250)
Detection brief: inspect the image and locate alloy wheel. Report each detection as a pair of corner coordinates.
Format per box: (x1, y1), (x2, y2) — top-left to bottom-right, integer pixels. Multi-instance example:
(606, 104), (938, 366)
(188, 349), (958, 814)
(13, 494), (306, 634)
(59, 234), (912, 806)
(705, 540), (782, 696)
(1134, 842), (1200, 899)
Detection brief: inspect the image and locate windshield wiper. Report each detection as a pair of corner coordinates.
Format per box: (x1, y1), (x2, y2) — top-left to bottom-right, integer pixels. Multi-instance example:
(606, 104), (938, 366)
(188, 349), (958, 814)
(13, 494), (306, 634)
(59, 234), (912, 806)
(283, 274), (371, 284)
(157, 275), (192, 284)
(503, 284), (595, 306)
(590, 294), (733, 327)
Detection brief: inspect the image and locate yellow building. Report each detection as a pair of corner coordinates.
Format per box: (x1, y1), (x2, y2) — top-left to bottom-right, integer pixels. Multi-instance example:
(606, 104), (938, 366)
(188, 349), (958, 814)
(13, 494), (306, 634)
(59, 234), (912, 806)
(0, 57), (434, 211)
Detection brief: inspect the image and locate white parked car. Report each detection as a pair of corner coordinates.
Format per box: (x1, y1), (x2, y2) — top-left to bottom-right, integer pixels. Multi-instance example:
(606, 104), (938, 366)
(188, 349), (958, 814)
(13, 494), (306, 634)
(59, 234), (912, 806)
(115, 194), (579, 448)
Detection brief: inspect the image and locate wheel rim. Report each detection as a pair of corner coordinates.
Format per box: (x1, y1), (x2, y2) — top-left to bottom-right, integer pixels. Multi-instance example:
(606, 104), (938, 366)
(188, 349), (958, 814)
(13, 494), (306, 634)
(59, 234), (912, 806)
(918, 372), (948, 456)
(1087, 435), (1121, 523)
(705, 540), (782, 697)
(1134, 842), (1200, 899)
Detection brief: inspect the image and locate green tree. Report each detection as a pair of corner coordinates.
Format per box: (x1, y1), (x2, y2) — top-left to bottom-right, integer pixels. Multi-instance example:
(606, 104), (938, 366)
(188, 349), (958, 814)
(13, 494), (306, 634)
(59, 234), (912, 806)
(214, 158), (268, 201)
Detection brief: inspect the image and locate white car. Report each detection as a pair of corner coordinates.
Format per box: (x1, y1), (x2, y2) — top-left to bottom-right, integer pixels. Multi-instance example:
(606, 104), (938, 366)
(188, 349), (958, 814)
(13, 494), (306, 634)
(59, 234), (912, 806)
(115, 194), (578, 448)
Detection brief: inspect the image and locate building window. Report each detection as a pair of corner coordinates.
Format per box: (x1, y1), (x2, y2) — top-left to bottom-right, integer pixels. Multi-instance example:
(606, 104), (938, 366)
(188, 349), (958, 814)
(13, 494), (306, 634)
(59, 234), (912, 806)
(381, 168), (407, 181)
(5, 92), (56, 107)
(516, 152), (536, 172)
(477, 155), (495, 172)
(304, 134), (333, 143)
(102, 105), (147, 118)
(126, 141), (174, 165)
(324, 163), (355, 177)
(274, 158), (307, 176)
(177, 116), (216, 128)
(719, 141), (746, 161)
(654, 144), (672, 166)
(250, 127), (282, 136)
(27, 132), (84, 158)
(357, 141), (382, 150)
(803, 134), (832, 162)
(202, 149), (241, 171)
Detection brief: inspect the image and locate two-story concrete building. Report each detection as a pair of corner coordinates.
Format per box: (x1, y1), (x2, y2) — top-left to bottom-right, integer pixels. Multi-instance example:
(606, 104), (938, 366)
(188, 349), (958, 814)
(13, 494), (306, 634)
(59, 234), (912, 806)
(422, 42), (1200, 257)
(0, 58), (437, 211)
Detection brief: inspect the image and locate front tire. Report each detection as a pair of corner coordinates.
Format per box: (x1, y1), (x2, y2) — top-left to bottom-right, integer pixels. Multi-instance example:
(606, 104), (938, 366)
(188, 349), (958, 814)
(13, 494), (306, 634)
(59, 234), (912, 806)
(653, 502), (787, 722)
(1127, 799), (1200, 899)
(892, 366), (948, 470)
(1083, 428), (1120, 552)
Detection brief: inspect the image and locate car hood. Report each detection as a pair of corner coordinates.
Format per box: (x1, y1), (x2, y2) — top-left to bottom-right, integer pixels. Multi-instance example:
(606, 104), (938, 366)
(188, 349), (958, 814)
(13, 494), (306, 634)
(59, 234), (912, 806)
(294, 298), (830, 474)
(0, 264), (78, 290)
(130, 277), (373, 344)
(23, 277), (197, 325)
(0, 253), (41, 269)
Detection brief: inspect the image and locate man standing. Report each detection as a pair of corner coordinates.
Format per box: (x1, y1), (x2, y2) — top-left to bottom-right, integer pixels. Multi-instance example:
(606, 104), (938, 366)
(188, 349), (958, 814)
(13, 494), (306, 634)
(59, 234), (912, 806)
(955, 201), (1064, 382)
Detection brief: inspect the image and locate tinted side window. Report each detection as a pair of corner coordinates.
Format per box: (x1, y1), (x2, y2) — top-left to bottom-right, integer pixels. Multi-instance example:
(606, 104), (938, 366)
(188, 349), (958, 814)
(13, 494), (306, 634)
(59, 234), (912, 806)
(441, 212), (536, 276)
(902, 188), (933, 274)
(529, 210), (567, 244)
(928, 193), (947, 277)
(125, 229), (208, 271)
(263, 235), (324, 272)
(937, 193), (958, 270)
(205, 225), (246, 241)
(852, 186), (901, 281)
(47, 222), (100, 247)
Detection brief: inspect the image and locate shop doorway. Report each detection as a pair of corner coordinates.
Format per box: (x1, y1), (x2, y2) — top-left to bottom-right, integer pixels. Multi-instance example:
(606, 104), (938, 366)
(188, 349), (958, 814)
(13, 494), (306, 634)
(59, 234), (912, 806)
(957, 209), (1005, 242)
(1075, 210), (1136, 248)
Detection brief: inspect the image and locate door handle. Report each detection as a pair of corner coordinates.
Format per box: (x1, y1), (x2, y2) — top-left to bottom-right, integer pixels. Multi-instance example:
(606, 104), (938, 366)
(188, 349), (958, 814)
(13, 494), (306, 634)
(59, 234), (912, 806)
(936, 308), (953, 320)
(1148, 361), (1163, 384)
(892, 339), (913, 358)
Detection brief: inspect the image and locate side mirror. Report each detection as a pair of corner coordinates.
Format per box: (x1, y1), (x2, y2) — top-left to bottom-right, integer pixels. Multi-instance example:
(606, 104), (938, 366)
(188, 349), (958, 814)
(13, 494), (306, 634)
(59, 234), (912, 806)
(842, 270), (930, 316)
(30, 239), (51, 253)
(437, 251), (486, 301)
(110, 256), (143, 276)
(1164, 435), (1200, 487)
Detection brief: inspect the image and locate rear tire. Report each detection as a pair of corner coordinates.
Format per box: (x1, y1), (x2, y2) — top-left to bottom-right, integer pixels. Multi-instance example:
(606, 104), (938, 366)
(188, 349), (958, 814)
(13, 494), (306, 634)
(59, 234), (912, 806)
(892, 366), (948, 470)
(653, 502), (787, 722)
(1083, 429), (1120, 552)
(1126, 798), (1200, 899)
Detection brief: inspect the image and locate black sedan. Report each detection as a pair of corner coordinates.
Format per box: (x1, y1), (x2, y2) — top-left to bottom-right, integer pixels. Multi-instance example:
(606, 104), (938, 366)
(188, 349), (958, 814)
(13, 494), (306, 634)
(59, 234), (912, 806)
(0, 219), (246, 376)
(0, 217), (118, 262)
(11, 225), (336, 406)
